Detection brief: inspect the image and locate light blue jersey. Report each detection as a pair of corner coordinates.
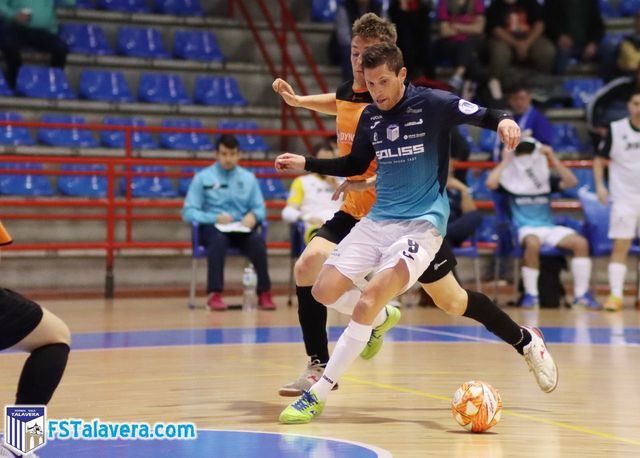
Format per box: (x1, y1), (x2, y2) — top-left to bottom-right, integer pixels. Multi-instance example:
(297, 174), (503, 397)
(500, 177), (561, 228)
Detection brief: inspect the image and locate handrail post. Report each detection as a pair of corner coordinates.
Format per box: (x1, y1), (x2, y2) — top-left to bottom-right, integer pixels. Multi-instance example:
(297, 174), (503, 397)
(125, 128), (133, 243)
(105, 162), (116, 299)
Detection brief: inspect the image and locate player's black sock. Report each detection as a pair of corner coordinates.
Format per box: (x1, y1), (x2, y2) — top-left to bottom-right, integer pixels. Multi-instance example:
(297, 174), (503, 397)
(296, 286), (329, 364)
(16, 343), (70, 405)
(463, 290), (531, 355)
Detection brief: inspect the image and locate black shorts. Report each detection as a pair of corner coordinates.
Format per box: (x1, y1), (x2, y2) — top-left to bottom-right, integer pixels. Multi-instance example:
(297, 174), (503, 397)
(0, 288), (43, 351)
(417, 240), (457, 284)
(315, 210), (359, 245)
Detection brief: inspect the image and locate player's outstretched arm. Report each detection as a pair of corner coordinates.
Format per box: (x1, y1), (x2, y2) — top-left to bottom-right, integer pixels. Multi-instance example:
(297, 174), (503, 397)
(272, 78), (337, 115)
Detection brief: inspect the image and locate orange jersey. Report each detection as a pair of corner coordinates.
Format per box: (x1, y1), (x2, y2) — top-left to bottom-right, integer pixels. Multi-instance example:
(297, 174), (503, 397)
(335, 80), (377, 219)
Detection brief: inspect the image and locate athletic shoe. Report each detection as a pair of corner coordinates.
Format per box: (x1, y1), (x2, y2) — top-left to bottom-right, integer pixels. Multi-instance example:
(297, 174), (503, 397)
(603, 295), (623, 312)
(360, 304), (401, 360)
(206, 293), (227, 311)
(279, 389), (325, 424)
(519, 293), (539, 309)
(258, 291), (276, 310)
(522, 326), (558, 393)
(572, 291), (601, 310)
(278, 360), (339, 397)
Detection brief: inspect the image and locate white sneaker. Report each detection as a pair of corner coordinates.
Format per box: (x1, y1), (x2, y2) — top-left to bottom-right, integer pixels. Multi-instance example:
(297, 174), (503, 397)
(278, 359), (339, 397)
(522, 326), (558, 393)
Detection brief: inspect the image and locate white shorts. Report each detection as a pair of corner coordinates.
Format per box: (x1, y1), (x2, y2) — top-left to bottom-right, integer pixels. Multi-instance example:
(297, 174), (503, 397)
(325, 217), (442, 294)
(518, 225), (576, 247)
(609, 200), (640, 239)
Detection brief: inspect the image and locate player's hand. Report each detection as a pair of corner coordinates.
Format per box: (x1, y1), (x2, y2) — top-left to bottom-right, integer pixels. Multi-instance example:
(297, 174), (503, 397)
(497, 119), (520, 151)
(216, 212), (233, 224)
(275, 153), (306, 172)
(241, 212), (256, 229)
(331, 179), (372, 200)
(596, 185), (609, 204)
(272, 78), (300, 107)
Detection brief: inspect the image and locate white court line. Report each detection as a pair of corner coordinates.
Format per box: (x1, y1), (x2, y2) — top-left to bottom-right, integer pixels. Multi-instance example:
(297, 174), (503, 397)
(395, 325), (500, 343)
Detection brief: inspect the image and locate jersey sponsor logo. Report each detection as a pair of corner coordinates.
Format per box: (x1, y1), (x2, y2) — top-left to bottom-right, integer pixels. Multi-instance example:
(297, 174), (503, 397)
(406, 106), (422, 114)
(625, 141), (640, 150)
(404, 132), (426, 140)
(337, 131), (354, 145)
(373, 131), (379, 142)
(370, 115), (382, 120)
(433, 260), (447, 271)
(370, 120), (381, 129)
(387, 124), (400, 142)
(404, 118), (423, 127)
(514, 195), (550, 206)
(376, 143), (425, 159)
(458, 99), (479, 115)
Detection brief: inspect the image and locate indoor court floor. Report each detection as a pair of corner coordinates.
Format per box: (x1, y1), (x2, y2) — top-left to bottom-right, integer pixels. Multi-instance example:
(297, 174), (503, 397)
(1, 296), (639, 457)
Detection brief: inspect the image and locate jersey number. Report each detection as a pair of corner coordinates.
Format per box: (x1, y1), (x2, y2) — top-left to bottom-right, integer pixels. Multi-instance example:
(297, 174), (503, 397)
(402, 239), (419, 260)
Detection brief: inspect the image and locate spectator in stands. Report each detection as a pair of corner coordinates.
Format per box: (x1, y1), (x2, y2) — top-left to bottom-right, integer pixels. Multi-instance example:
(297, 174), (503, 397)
(282, 142), (343, 240)
(334, 0), (385, 81)
(593, 89), (640, 311)
(617, 12), (640, 74)
(485, 0), (555, 101)
(486, 138), (600, 309)
(0, 0), (74, 90)
(181, 135), (275, 311)
(505, 81), (553, 145)
(435, 0), (485, 96)
(388, 0), (433, 80)
(446, 165), (483, 247)
(543, 0), (604, 75)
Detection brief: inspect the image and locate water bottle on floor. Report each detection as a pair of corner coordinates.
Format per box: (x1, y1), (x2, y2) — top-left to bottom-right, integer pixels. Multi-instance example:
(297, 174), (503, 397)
(242, 264), (258, 311)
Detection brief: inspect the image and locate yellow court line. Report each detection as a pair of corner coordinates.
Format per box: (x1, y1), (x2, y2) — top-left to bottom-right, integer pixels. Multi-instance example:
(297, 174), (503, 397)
(342, 376), (640, 447)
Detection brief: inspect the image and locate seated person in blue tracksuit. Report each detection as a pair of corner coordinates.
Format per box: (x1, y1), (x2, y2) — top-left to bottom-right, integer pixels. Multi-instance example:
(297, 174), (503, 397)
(182, 134), (275, 311)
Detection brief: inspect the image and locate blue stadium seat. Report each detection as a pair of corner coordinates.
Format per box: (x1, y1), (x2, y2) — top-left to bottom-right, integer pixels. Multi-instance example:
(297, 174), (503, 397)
(16, 65), (75, 100)
(563, 78), (604, 108)
(39, 114), (98, 148)
(79, 70), (134, 103)
(466, 169), (492, 200)
(59, 23), (112, 55)
(138, 73), (191, 105)
(457, 125), (480, 153)
(178, 166), (203, 196)
(121, 165), (178, 198)
(0, 163), (54, 196)
(478, 129), (497, 153)
(155, 0), (203, 16)
(311, 0), (338, 22)
(159, 118), (212, 150)
(74, 0), (95, 8)
(476, 215), (498, 243)
(0, 73), (13, 97)
(101, 117), (158, 149)
(217, 120), (268, 152)
(599, 0), (620, 17)
(194, 76), (247, 106)
(117, 27), (169, 59)
(58, 164), (107, 198)
(0, 112), (35, 146)
(619, 0), (640, 16)
(258, 177), (288, 200)
(173, 30), (224, 62)
(561, 168), (595, 198)
(551, 123), (586, 154)
(97, 0), (150, 13)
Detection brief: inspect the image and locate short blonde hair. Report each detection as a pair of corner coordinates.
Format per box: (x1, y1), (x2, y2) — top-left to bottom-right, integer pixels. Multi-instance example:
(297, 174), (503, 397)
(352, 13), (397, 44)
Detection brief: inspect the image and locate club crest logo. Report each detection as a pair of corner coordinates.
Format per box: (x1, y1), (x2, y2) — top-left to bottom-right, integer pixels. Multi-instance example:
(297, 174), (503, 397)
(4, 406), (47, 455)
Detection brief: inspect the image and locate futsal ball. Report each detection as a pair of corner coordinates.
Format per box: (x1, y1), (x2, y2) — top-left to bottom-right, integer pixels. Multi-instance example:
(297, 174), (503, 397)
(451, 380), (503, 433)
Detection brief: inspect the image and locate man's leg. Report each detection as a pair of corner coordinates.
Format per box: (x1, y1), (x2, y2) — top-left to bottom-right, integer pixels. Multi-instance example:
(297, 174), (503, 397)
(199, 225), (228, 295)
(22, 26), (69, 69)
(0, 23), (25, 89)
(446, 211), (483, 247)
(554, 231), (599, 308)
(237, 228), (271, 294)
(606, 238), (632, 310)
(521, 234), (542, 307)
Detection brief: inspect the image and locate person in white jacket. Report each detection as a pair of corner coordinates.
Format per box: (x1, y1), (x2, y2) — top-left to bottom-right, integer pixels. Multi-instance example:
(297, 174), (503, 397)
(282, 142), (344, 243)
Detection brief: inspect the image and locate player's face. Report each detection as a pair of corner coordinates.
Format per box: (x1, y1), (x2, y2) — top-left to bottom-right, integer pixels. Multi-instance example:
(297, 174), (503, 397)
(507, 90), (531, 115)
(628, 94), (640, 119)
(364, 63), (407, 111)
(216, 144), (241, 170)
(350, 36), (383, 89)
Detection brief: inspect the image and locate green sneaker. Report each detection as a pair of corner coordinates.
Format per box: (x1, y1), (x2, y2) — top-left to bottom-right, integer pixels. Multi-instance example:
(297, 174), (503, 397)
(279, 389), (325, 424)
(360, 304), (401, 360)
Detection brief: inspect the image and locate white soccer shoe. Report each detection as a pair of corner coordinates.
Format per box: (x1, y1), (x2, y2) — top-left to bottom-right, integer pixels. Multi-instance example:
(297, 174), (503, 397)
(522, 326), (559, 393)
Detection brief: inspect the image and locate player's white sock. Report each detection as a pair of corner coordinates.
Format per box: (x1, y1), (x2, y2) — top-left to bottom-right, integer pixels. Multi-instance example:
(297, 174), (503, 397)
(522, 266), (539, 296)
(311, 320), (372, 401)
(608, 262), (627, 297)
(571, 257), (592, 297)
(326, 288), (361, 315)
